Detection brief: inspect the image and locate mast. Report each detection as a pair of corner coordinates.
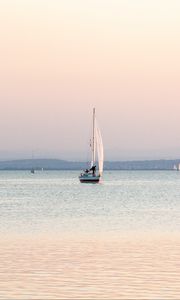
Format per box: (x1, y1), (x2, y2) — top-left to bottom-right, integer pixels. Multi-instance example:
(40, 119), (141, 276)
(92, 108), (95, 166)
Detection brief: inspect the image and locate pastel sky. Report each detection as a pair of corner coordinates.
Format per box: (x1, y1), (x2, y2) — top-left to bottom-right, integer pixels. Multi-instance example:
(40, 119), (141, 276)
(0, 0), (180, 160)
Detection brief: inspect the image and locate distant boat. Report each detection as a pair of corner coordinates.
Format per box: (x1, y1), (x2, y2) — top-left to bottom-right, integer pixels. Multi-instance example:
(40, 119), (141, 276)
(173, 163), (180, 171)
(173, 164), (177, 171)
(30, 151), (35, 174)
(31, 168), (35, 174)
(79, 108), (104, 183)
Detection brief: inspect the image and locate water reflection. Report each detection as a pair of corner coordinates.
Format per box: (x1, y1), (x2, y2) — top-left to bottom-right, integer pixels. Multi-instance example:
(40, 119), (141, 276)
(0, 233), (180, 299)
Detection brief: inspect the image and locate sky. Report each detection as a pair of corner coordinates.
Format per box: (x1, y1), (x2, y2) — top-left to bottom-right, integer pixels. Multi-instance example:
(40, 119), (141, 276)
(0, 0), (180, 161)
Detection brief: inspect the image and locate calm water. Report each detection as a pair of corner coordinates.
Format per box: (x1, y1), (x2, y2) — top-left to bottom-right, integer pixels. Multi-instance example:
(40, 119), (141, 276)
(0, 170), (180, 299)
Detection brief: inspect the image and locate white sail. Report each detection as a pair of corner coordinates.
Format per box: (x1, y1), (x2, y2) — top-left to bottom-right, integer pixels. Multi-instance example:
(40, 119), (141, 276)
(90, 140), (96, 168)
(95, 118), (104, 176)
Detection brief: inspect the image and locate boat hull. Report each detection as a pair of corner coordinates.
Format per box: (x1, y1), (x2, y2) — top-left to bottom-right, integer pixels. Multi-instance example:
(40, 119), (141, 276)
(79, 174), (101, 183)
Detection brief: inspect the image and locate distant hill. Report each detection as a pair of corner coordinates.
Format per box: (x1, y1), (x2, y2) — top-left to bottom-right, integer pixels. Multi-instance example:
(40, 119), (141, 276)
(0, 158), (179, 170)
(0, 159), (83, 170)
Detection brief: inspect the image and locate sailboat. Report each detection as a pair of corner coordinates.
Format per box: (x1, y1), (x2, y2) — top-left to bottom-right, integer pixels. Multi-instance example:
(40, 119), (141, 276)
(79, 108), (104, 183)
(173, 164), (177, 171)
(31, 168), (35, 174)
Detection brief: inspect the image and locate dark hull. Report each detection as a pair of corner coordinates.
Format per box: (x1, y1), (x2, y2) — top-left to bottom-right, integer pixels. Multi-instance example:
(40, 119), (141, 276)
(79, 178), (100, 183)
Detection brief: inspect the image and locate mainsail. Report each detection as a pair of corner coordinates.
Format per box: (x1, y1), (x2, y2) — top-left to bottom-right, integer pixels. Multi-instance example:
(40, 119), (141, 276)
(90, 109), (104, 176)
(95, 118), (104, 176)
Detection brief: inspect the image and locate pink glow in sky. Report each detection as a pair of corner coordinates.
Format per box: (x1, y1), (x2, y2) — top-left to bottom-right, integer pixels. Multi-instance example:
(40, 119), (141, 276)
(0, 0), (180, 160)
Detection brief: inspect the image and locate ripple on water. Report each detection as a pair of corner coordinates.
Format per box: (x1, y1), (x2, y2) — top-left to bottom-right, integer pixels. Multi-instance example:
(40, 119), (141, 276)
(0, 234), (180, 299)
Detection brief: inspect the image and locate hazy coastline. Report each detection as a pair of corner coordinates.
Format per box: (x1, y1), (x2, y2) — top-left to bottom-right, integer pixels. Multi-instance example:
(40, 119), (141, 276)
(0, 158), (179, 170)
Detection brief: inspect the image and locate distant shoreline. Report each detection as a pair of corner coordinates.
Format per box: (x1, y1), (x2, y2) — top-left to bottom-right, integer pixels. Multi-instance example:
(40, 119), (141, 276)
(0, 158), (179, 171)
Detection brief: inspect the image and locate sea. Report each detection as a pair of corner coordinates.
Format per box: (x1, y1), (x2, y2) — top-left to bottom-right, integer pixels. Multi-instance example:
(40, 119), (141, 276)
(0, 170), (180, 299)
